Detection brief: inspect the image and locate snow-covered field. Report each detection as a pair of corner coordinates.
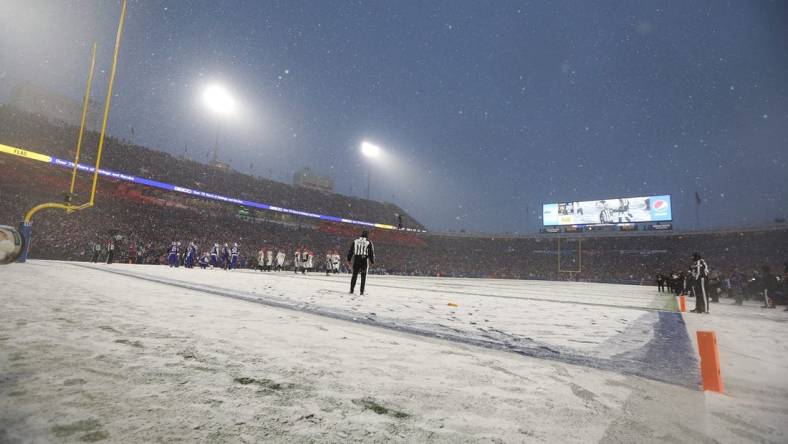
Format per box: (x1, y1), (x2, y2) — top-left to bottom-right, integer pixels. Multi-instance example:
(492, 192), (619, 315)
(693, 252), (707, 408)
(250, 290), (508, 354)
(1, 261), (786, 443)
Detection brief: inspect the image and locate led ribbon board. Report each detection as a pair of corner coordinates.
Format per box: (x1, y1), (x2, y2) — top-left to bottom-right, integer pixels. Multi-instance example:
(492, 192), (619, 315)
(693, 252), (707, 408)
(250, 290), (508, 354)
(1, 143), (421, 232)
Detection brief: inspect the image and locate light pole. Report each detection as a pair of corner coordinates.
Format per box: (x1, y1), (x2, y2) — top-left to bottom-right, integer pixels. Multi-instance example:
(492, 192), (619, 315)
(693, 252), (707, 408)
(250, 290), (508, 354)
(360, 141), (381, 200)
(202, 84), (236, 163)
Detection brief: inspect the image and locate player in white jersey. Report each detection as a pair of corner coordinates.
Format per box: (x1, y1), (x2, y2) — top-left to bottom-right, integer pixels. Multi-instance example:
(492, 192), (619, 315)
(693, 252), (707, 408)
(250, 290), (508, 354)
(293, 249), (301, 273)
(331, 251), (341, 273)
(265, 249), (274, 271)
(302, 249), (312, 273)
(257, 249), (265, 271)
(275, 250), (285, 271)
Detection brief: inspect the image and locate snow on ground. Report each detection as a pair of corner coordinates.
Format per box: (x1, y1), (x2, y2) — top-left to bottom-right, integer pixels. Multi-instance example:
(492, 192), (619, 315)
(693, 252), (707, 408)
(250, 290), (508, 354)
(1, 260), (786, 443)
(65, 262), (686, 382)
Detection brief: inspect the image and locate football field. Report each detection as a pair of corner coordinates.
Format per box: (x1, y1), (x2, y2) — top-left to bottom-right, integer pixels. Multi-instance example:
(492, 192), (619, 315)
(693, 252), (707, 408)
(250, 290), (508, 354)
(1, 261), (786, 443)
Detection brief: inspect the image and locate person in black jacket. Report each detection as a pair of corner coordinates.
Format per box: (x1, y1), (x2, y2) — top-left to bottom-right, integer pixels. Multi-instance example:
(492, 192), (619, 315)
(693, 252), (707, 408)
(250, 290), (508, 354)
(656, 273), (665, 292)
(347, 230), (375, 295)
(690, 252), (710, 314)
(784, 262), (788, 311)
(761, 265), (777, 309)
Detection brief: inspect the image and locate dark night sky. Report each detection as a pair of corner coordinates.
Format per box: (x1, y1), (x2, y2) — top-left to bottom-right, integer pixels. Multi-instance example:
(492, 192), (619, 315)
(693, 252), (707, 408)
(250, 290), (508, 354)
(1, 0), (787, 233)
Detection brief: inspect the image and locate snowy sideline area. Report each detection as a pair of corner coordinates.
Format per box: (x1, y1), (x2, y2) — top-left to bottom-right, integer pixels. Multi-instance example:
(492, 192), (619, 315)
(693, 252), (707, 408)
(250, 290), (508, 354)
(1, 260), (786, 443)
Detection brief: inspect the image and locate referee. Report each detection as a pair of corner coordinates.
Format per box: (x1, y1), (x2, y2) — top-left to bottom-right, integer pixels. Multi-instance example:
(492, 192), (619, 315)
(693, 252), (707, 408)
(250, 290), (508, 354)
(347, 230), (375, 295)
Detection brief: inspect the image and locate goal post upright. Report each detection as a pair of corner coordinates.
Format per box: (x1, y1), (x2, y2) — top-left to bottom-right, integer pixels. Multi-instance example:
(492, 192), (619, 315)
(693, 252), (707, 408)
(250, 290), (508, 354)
(557, 236), (582, 276)
(68, 42), (98, 198)
(89, 0), (127, 207)
(18, 0), (128, 262)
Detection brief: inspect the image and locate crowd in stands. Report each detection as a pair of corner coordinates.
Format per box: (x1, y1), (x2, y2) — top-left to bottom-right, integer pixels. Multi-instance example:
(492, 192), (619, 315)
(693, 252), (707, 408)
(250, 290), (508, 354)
(0, 104), (423, 230)
(2, 104), (786, 307)
(3, 158), (786, 290)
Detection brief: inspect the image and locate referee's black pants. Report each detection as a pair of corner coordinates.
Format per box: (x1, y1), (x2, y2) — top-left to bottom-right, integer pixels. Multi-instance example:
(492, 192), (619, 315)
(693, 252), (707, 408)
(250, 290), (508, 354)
(693, 277), (709, 313)
(350, 257), (369, 294)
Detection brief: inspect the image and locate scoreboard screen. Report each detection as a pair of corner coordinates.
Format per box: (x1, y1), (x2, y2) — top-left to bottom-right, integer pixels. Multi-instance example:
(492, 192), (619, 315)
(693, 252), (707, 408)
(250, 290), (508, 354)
(543, 195), (672, 226)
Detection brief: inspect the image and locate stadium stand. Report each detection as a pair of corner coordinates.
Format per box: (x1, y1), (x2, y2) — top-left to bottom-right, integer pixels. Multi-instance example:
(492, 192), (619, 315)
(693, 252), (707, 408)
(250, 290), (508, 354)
(2, 104), (786, 295)
(0, 104), (423, 230)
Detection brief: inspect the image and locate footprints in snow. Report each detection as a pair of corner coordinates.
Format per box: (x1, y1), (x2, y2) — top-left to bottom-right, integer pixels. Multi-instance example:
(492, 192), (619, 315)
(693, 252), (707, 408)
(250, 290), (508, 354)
(114, 339), (143, 348)
(98, 325), (144, 349)
(51, 419), (108, 442)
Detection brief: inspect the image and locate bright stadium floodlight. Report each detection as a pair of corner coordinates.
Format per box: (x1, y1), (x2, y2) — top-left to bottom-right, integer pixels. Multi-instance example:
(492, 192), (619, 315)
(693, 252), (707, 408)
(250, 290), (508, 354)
(360, 141), (381, 158)
(202, 83), (237, 163)
(360, 140), (383, 199)
(202, 84), (236, 115)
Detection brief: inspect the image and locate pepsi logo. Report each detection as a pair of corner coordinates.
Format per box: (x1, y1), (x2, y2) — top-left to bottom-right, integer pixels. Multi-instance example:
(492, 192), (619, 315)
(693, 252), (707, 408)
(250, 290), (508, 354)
(653, 199), (669, 213)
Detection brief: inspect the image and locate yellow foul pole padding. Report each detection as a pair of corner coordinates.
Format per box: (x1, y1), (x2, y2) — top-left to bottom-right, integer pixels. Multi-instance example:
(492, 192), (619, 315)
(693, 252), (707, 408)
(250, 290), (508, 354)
(0, 144), (52, 163)
(69, 42), (98, 196)
(89, 0), (127, 206)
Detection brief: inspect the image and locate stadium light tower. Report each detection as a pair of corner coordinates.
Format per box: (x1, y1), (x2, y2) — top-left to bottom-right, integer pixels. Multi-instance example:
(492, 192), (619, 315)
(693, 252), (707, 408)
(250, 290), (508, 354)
(360, 141), (382, 200)
(202, 83), (236, 163)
